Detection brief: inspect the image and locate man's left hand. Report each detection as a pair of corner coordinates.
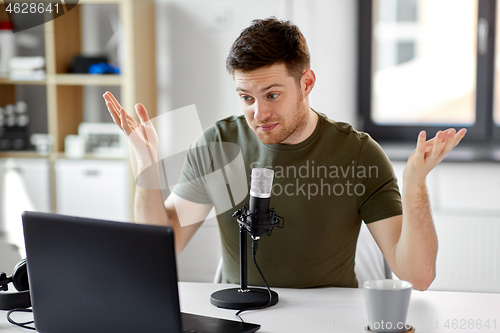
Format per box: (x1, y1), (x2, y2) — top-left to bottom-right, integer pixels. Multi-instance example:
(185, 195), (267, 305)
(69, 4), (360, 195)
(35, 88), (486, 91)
(403, 128), (467, 184)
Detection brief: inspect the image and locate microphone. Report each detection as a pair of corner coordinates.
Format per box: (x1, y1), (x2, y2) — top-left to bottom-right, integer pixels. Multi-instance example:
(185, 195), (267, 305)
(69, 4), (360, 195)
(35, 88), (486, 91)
(210, 168), (283, 310)
(235, 168), (283, 239)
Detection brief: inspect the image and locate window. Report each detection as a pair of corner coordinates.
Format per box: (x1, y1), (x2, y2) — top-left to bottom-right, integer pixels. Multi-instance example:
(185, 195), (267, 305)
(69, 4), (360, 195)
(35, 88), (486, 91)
(494, 0), (500, 134)
(358, 0), (499, 143)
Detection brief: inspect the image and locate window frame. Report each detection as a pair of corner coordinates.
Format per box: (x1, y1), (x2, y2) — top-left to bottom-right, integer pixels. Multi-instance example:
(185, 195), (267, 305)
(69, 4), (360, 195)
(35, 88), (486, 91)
(358, 0), (498, 144)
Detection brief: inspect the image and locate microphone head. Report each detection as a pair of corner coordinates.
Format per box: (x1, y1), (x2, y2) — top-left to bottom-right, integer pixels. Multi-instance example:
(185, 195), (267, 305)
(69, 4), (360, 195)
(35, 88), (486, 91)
(250, 168), (274, 198)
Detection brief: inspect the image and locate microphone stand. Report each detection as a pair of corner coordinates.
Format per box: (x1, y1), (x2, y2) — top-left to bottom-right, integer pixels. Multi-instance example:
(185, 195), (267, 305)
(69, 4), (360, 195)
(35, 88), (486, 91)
(240, 224), (249, 292)
(210, 205), (283, 310)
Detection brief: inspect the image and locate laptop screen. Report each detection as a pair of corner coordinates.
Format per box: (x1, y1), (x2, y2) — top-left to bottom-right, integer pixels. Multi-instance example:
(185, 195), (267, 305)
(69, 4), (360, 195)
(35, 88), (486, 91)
(22, 211), (183, 333)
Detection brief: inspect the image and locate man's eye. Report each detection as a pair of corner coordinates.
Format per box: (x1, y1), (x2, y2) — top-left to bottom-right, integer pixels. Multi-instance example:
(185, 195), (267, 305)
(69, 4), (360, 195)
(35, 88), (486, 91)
(268, 93), (279, 99)
(242, 96), (253, 102)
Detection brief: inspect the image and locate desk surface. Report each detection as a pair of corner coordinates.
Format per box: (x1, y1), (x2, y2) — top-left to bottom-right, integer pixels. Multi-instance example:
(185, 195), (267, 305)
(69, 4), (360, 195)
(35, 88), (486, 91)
(1, 282), (499, 332)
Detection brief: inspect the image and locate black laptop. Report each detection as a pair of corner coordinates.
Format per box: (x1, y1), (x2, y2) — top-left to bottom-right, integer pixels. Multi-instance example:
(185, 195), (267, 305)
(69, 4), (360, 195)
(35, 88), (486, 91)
(22, 211), (260, 333)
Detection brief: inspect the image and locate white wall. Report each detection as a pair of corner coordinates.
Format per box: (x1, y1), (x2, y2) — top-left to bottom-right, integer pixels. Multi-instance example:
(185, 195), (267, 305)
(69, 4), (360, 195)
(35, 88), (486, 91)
(291, 0), (358, 126)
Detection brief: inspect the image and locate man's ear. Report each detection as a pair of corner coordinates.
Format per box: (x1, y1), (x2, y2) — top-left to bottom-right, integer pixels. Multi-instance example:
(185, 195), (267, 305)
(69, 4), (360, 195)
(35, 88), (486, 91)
(300, 69), (316, 99)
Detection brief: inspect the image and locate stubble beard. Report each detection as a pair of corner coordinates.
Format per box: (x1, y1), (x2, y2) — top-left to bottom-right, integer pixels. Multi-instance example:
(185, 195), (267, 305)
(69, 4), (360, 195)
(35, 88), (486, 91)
(253, 101), (308, 145)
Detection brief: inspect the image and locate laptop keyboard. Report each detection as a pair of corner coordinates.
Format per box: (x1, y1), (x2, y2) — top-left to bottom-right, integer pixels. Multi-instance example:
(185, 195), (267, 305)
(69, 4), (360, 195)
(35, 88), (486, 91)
(180, 312), (260, 333)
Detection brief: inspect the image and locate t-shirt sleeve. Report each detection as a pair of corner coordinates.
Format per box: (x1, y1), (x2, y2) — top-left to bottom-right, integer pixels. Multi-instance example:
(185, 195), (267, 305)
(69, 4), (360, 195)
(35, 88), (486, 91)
(356, 136), (402, 223)
(171, 131), (213, 205)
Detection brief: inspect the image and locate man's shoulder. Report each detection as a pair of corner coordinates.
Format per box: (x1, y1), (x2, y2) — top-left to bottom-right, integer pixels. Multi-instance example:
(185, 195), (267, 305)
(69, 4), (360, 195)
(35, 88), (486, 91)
(315, 113), (387, 158)
(215, 114), (247, 128)
(320, 113), (371, 141)
(201, 115), (249, 142)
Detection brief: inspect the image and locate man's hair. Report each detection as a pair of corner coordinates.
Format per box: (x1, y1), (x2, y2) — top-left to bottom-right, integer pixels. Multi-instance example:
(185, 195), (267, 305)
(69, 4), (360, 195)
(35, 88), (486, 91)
(226, 17), (310, 83)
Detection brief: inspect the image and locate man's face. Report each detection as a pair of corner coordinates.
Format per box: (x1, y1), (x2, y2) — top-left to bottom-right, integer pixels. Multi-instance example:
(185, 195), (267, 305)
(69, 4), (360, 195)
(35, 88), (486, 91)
(234, 63), (308, 145)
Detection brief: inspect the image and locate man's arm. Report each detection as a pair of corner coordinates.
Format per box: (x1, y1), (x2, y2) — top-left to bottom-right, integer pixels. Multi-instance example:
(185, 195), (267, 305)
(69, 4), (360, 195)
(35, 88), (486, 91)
(135, 184), (212, 253)
(367, 128), (466, 291)
(103, 91), (212, 254)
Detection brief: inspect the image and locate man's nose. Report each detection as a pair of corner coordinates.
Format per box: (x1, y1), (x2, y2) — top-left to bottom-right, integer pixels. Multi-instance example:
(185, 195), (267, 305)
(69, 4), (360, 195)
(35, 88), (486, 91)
(253, 100), (272, 122)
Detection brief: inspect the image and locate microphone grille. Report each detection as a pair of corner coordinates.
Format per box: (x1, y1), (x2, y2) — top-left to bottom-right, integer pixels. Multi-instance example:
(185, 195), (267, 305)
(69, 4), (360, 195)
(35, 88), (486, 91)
(250, 168), (274, 198)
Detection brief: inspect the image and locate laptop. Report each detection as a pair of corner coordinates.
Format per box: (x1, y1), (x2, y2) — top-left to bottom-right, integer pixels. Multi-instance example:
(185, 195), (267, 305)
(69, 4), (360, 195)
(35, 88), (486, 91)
(21, 211), (260, 333)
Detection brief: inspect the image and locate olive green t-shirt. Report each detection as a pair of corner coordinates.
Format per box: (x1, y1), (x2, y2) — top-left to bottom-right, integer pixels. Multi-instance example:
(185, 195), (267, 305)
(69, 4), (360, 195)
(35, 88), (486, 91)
(173, 112), (402, 288)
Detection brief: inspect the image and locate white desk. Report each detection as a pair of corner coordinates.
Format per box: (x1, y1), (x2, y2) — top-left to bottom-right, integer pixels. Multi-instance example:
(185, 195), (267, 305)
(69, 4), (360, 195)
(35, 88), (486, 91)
(179, 283), (500, 332)
(1, 282), (499, 332)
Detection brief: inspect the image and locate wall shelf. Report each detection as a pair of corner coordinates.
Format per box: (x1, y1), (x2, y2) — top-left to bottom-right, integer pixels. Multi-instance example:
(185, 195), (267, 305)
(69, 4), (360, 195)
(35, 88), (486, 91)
(53, 74), (123, 86)
(0, 78), (47, 85)
(0, 0), (157, 217)
(0, 151), (46, 159)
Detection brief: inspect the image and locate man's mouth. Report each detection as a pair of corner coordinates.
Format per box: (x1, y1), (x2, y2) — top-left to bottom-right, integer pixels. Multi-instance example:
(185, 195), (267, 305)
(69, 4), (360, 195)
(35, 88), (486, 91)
(257, 123), (278, 132)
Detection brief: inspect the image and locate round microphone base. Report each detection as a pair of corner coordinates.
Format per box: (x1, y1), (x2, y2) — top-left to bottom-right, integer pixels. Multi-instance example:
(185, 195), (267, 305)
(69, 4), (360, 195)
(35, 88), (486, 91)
(210, 287), (279, 310)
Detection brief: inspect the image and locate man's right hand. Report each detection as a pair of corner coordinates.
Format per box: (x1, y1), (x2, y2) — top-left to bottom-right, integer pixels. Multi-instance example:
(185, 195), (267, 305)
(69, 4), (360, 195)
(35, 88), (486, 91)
(103, 92), (210, 252)
(103, 91), (159, 171)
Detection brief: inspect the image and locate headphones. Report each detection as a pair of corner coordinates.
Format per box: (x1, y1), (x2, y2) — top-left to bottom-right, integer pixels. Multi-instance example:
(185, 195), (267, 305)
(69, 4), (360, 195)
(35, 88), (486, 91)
(0, 259), (31, 310)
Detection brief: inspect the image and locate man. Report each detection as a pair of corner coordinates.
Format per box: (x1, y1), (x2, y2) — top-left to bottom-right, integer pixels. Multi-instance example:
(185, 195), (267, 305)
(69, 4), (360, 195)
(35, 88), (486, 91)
(104, 17), (466, 291)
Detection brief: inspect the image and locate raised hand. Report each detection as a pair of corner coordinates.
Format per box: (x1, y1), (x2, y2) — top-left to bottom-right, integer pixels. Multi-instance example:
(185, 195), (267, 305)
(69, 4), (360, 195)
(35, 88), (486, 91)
(403, 128), (467, 184)
(103, 91), (159, 169)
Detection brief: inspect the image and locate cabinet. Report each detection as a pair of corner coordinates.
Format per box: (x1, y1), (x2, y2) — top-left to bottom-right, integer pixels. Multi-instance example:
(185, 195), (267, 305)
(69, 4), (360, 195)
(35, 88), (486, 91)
(0, 0), (157, 217)
(0, 158), (51, 257)
(55, 159), (129, 221)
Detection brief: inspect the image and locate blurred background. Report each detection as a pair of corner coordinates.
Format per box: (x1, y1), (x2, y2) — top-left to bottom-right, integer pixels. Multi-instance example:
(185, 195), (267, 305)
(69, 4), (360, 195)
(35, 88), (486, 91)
(0, 0), (499, 293)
